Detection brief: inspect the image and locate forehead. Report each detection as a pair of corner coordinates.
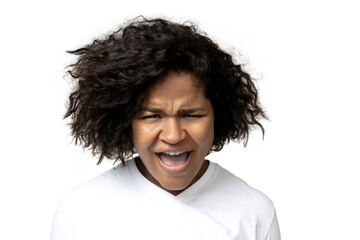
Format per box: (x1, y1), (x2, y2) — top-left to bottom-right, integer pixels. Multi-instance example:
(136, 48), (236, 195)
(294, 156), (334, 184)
(143, 72), (206, 106)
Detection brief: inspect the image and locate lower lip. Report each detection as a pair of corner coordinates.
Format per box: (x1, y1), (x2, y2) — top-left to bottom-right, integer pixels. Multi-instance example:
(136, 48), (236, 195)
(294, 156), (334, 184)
(157, 152), (192, 175)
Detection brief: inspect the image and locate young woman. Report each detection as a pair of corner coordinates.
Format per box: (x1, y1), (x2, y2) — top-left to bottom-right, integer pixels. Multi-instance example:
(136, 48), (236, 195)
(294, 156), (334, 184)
(51, 17), (280, 240)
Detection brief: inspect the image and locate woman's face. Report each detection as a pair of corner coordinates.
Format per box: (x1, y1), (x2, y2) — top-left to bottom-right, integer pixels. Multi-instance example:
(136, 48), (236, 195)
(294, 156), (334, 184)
(132, 72), (214, 195)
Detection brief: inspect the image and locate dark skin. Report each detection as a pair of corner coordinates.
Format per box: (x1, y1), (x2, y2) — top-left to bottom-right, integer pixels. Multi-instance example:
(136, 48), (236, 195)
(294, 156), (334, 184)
(135, 156), (209, 196)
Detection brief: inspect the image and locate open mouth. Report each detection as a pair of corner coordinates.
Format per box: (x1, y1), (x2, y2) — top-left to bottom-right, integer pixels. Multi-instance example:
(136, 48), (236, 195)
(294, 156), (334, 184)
(156, 151), (191, 167)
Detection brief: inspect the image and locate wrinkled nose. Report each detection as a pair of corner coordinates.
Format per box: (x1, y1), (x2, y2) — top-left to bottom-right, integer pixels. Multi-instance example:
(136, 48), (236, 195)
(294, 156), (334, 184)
(159, 117), (186, 144)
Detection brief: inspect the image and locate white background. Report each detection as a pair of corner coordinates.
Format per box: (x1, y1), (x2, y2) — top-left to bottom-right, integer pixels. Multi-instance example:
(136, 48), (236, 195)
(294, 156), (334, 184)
(1, 0), (359, 239)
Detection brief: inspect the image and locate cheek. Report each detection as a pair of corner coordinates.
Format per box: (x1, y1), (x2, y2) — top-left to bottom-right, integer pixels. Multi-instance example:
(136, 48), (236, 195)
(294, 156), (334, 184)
(132, 122), (156, 151)
(190, 118), (214, 148)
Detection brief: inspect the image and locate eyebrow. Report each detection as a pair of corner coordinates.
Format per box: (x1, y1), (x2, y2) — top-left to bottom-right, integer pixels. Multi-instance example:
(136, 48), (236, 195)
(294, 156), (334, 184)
(140, 107), (206, 114)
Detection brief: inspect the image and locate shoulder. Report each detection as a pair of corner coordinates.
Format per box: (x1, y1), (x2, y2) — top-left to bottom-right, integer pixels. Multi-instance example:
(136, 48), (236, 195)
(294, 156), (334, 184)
(53, 160), (139, 227)
(61, 160), (137, 205)
(197, 162), (279, 239)
(207, 162), (276, 218)
(51, 160), (140, 239)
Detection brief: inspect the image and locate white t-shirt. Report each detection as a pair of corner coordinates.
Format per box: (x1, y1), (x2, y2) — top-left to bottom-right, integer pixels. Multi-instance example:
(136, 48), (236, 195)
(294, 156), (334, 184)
(51, 159), (280, 240)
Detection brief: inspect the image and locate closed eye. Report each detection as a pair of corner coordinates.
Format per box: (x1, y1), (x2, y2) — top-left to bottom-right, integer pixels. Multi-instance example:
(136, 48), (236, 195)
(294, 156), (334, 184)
(182, 114), (202, 118)
(139, 114), (162, 119)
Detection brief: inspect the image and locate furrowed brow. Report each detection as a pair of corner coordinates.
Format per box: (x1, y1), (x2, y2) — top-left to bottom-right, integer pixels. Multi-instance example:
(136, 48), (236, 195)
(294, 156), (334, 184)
(140, 107), (165, 113)
(178, 108), (206, 114)
(140, 107), (205, 114)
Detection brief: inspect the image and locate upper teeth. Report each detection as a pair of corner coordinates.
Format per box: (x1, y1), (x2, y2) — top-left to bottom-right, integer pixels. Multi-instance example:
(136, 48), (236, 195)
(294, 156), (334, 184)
(163, 151), (186, 156)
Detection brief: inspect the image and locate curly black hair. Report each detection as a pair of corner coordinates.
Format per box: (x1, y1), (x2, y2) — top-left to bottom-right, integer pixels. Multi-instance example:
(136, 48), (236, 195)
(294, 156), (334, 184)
(65, 17), (267, 165)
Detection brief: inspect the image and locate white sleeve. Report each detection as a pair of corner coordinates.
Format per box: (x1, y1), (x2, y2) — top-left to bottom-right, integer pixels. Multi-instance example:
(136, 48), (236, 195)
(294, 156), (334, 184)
(264, 210), (281, 240)
(50, 196), (76, 240)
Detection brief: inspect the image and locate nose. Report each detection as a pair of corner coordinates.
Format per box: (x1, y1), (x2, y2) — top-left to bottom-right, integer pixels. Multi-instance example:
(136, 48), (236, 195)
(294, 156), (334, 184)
(159, 117), (186, 144)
